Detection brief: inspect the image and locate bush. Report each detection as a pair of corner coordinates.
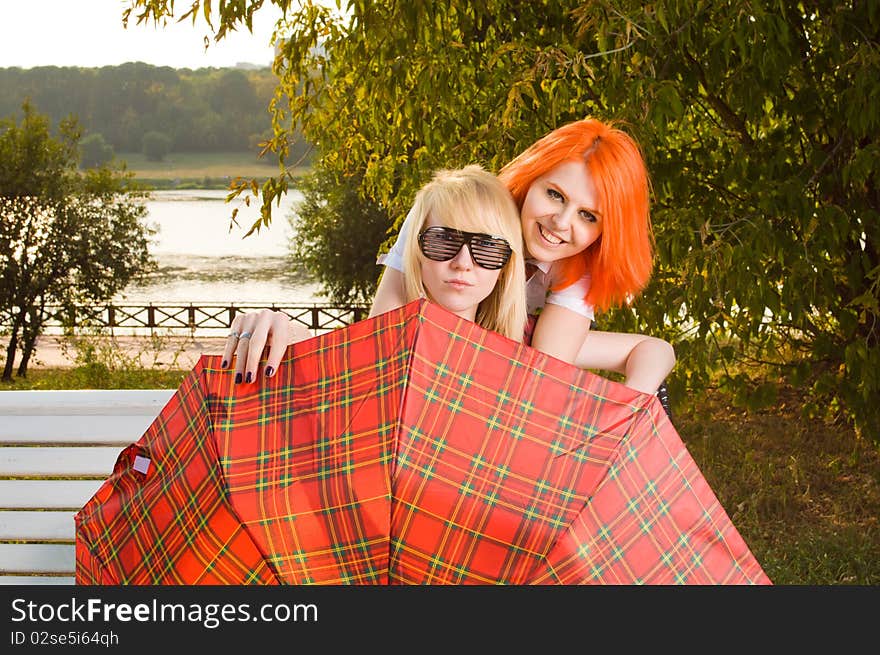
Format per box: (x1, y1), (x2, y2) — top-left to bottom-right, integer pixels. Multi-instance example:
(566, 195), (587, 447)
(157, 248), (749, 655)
(142, 131), (172, 161)
(290, 165), (391, 304)
(79, 133), (114, 168)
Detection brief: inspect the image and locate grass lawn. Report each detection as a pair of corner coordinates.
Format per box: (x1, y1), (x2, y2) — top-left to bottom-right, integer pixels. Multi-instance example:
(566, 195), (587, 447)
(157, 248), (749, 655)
(675, 386), (879, 585)
(2, 365), (877, 585)
(0, 365), (189, 391)
(120, 151), (277, 179)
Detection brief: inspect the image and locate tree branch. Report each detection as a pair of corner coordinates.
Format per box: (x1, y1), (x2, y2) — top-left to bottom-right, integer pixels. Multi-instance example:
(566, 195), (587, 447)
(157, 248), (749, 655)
(683, 48), (754, 148)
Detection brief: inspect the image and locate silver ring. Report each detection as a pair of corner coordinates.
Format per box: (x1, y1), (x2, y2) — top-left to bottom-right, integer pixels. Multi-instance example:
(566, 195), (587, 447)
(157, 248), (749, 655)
(239, 332), (253, 340)
(228, 330), (239, 338)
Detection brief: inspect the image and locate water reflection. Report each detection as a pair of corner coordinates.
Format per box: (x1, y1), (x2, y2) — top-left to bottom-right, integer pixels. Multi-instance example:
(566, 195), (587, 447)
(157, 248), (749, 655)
(114, 189), (327, 304)
(119, 255), (324, 304)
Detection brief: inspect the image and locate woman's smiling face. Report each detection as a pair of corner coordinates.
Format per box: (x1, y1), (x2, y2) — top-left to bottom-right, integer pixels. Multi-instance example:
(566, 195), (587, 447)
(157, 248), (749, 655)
(519, 159), (603, 263)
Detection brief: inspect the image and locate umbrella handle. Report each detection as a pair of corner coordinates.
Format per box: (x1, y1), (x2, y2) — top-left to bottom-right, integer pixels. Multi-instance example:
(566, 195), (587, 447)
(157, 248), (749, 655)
(656, 382), (672, 419)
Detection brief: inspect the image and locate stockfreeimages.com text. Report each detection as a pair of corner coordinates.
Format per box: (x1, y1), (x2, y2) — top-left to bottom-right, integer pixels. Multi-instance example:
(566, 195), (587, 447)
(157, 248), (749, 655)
(10, 597), (317, 630)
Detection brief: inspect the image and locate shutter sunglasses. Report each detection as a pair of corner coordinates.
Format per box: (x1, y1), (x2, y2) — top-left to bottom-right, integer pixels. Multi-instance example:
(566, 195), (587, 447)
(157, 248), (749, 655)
(417, 226), (512, 270)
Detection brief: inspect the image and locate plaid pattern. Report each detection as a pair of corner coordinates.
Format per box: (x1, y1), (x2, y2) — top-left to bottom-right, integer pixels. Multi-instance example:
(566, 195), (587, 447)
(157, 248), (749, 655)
(75, 299), (770, 585)
(74, 371), (280, 585)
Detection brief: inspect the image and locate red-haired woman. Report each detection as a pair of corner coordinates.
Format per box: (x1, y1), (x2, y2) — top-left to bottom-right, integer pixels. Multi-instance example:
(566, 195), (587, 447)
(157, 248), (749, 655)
(373, 118), (674, 396)
(224, 118), (675, 403)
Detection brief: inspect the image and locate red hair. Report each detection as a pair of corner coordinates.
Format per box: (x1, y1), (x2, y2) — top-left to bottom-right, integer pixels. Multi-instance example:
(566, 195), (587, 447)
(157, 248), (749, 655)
(497, 118), (653, 312)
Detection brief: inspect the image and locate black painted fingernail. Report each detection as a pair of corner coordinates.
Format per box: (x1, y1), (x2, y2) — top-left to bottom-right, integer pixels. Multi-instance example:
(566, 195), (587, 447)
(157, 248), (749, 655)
(265, 366), (274, 378)
(245, 371), (253, 383)
(235, 372), (242, 384)
(221, 360), (228, 369)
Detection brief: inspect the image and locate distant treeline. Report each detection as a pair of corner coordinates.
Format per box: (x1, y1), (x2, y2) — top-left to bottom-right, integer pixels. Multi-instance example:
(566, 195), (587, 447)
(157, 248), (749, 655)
(0, 62), (303, 155)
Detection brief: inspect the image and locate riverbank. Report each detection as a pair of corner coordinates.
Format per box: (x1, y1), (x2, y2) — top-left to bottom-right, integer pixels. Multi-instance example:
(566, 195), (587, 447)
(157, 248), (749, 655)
(118, 151), (309, 190)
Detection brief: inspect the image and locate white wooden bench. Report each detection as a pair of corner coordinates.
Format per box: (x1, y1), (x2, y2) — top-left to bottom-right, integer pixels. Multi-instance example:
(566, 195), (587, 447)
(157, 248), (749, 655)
(0, 389), (173, 585)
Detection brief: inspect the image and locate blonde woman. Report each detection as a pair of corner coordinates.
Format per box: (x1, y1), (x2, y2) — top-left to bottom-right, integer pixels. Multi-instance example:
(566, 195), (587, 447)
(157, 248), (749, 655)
(224, 165), (526, 381)
(399, 164), (526, 341)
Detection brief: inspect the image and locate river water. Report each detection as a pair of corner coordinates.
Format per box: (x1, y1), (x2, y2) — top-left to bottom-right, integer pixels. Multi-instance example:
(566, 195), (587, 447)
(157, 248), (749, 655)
(115, 189), (328, 305)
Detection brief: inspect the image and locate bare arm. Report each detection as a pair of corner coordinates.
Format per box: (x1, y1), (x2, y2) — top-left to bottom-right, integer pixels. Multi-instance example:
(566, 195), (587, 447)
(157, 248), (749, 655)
(574, 330), (676, 394)
(529, 303), (594, 365)
(531, 303), (675, 394)
(369, 267), (407, 318)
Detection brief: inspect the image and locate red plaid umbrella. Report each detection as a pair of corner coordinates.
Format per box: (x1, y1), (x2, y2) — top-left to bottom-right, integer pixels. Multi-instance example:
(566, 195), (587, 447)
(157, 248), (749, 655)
(75, 299), (770, 585)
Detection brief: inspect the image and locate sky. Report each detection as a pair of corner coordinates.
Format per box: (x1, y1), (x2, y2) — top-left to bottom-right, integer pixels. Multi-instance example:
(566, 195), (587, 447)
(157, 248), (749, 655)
(0, 0), (286, 69)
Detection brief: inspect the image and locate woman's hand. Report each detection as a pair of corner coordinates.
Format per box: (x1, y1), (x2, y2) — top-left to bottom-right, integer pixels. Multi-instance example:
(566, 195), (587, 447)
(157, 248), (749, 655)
(222, 309), (311, 383)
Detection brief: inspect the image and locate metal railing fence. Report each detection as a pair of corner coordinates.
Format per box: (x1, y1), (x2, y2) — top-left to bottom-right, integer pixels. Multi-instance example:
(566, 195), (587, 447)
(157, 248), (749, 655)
(3, 303), (369, 336)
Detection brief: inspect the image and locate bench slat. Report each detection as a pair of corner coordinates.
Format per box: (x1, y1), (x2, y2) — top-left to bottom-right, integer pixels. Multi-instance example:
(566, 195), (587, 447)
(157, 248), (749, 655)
(0, 415), (154, 444)
(0, 543), (75, 574)
(0, 511), (77, 541)
(0, 575), (75, 585)
(0, 447), (122, 476)
(0, 389), (169, 583)
(0, 389), (174, 414)
(0, 480), (105, 509)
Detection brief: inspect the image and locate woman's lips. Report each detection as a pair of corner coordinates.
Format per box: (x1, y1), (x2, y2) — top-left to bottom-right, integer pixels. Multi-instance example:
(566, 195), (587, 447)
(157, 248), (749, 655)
(445, 279), (473, 288)
(538, 223), (565, 245)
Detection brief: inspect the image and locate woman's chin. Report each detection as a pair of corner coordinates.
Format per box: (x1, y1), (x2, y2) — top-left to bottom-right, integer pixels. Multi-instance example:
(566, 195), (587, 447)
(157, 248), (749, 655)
(526, 241), (569, 263)
(428, 295), (478, 321)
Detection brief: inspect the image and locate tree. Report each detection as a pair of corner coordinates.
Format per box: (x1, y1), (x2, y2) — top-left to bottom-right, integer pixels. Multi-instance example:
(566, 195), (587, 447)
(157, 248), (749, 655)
(141, 130), (172, 161)
(79, 133), (115, 168)
(0, 101), (154, 380)
(290, 163), (391, 304)
(579, 1), (880, 442)
(124, 1), (880, 441)
(0, 65), (281, 154)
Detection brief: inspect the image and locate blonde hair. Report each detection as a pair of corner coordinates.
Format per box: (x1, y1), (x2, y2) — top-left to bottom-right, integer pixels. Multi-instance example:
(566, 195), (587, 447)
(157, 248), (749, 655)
(402, 165), (527, 342)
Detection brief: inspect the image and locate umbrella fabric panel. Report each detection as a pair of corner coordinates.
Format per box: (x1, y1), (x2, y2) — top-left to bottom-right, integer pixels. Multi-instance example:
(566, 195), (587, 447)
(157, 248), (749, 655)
(210, 303), (421, 584)
(75, 298), (769, 585)
(528, 400), (772, 585)
(391, 303), (651, 584)
(75, 535), (117, 585)
(74, 370), (280, 585)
